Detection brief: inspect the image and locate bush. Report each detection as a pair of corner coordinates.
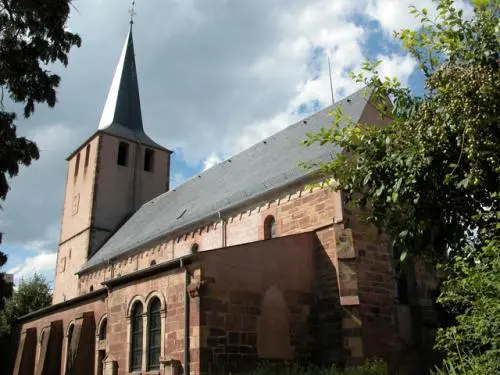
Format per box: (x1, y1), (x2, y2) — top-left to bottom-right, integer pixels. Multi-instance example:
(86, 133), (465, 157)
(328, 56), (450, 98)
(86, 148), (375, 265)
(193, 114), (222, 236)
(431, 353), (499, 375)
(235, 359), (388, 375)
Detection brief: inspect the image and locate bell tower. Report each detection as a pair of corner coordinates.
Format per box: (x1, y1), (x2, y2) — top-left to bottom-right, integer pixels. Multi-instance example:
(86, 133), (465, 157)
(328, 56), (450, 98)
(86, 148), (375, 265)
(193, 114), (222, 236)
(53, 22), (172, 303)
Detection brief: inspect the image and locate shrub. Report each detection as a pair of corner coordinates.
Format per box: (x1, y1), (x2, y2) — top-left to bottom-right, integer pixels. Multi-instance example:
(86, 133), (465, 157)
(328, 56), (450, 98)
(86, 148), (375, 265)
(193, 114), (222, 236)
(235, 359), (388, 375)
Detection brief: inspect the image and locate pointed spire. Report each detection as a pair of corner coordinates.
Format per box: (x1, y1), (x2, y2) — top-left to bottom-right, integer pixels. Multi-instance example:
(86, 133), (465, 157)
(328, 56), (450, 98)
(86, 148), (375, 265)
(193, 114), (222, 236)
(95, 9), (170, 154)
(98, 23), (143, 133)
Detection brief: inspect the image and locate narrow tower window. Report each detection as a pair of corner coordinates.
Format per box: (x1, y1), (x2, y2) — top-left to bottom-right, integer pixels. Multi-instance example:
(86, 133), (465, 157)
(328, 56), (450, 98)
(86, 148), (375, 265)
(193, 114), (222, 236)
(74, 153), (81, 180)
(84, 144), (91, 169)
(264, 215), (277, 239)
(117, 142), (129, 166)
(144, 148), (154, 172)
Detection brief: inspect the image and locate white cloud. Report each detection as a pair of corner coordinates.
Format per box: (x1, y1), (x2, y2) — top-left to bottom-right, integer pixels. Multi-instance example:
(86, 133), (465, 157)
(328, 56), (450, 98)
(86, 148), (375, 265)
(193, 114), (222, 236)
(377, 53), (417, 86)
(171, 171), (187, 188)
(2, 0), (430, 271)
(203, 153), (222, 171)
(7, 252), (57, 285)
(366, 0), (474, 36)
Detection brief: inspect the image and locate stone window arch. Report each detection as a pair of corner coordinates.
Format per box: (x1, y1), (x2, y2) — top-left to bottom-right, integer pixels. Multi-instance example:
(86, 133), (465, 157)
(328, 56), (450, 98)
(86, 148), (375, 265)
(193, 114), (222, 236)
(98, 316), (107, 340)
(130, 301), (144, 372)
(264, 215), (277, 240)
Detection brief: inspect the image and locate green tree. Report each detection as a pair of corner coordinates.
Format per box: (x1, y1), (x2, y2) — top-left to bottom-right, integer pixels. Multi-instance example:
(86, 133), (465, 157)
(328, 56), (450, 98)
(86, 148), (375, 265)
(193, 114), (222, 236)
(303, 0), (499, 372)
(0, 235), (14, 312)
(0, 0), (81, 201)
(0, 273), (52, 336)
(0, 1), (81, 308)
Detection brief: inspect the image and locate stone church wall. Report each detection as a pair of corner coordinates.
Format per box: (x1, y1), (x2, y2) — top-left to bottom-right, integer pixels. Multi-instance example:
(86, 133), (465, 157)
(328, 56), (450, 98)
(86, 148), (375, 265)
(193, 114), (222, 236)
(196, 233), (316, 374)
(78, 183), (343, 296)
(14, 291), (107, 375)
(105, 267), (202, 375)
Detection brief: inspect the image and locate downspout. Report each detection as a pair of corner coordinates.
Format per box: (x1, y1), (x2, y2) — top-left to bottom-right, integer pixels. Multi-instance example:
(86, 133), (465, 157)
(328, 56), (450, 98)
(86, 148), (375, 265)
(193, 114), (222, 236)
(181, 258), (190, 375)
(218, 211), (227, 247)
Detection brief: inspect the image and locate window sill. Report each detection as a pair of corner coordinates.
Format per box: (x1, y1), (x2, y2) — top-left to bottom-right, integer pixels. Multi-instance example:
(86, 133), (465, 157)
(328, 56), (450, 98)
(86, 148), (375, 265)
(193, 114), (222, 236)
(129, 371), (160, 375)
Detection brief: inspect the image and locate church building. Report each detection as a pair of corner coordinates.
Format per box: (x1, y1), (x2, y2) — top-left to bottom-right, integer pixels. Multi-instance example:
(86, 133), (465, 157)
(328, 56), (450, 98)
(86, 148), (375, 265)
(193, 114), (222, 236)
(11, 20), (438, 375)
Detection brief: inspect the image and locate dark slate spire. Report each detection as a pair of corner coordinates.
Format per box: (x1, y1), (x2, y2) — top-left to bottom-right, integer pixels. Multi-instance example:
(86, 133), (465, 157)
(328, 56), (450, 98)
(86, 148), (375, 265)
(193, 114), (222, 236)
(98, 24), (143, 131)
(98, 24), (168, 151)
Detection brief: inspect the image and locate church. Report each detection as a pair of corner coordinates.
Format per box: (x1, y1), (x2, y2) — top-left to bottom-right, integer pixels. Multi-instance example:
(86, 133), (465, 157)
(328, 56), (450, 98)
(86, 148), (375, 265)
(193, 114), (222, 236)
(11, 20), (438, 375)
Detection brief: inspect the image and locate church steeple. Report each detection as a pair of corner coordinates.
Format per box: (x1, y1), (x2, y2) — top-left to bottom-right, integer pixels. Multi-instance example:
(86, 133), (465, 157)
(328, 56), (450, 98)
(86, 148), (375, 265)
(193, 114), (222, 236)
(98, 24), (143, 132)
(97, 20), (166, 150)
(53, 4), (171, 303)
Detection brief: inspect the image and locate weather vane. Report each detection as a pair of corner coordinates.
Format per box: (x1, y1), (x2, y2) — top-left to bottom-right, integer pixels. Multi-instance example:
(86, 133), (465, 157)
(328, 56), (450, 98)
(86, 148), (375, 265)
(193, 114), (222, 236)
(129, 0), (137, 25)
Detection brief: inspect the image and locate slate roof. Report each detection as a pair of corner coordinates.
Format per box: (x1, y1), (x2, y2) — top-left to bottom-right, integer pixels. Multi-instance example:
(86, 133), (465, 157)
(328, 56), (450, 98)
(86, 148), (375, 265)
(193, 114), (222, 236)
(80, 88), (371, 273)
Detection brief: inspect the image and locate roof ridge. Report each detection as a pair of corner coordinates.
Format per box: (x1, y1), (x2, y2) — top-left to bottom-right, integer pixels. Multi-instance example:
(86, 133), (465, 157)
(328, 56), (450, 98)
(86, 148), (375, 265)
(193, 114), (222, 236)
(149, 88), (365, 204)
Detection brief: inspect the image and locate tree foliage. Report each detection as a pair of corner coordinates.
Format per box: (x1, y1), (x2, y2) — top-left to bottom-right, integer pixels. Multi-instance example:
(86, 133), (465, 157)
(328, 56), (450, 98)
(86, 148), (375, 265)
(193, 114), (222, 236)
(303, 0), (499, 262)
(0, 1), (80, 308)
(0, 0), (81, 201)
(0, 273), (52, 336)
(303, 0), (499, 371)
(434, 207), (499, 373)
(0, 234), (13, 312)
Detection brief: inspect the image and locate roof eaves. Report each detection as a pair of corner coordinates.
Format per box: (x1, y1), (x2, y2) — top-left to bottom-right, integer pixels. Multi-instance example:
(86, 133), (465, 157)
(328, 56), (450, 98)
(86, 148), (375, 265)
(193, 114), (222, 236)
(16, 288), (107, 323)
(101, 254), (196, 288)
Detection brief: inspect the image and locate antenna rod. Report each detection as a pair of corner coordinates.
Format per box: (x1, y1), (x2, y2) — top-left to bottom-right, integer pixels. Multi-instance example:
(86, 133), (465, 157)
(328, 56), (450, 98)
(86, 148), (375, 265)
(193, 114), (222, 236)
(328, 54), (334, 105)
(129, 0), (137, 25)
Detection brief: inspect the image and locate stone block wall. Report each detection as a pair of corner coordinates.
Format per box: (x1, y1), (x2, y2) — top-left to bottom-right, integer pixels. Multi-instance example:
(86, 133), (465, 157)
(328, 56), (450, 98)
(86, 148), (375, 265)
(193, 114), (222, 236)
(343, 209), (401, 361)
(105, 267), (201, 375)
(78, 183), (342, 297)
(14, 293), (106, 375)
(197, 234), (316, 374)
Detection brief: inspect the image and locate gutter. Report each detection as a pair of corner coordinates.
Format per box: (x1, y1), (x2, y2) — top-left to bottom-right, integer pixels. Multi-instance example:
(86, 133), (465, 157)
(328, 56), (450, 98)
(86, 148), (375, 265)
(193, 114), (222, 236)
(16, 288), (107, 323)
(102, 254), (195, 288)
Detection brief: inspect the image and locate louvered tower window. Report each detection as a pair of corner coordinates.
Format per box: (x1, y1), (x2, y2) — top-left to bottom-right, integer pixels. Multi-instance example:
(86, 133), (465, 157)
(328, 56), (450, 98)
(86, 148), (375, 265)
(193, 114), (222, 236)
(147, 298), (161, 370)
(130, 302), (143, 371)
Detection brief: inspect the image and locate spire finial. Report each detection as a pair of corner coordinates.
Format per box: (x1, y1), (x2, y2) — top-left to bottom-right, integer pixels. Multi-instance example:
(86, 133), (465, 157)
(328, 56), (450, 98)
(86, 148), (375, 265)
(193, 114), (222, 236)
(129, 0), (136, 26)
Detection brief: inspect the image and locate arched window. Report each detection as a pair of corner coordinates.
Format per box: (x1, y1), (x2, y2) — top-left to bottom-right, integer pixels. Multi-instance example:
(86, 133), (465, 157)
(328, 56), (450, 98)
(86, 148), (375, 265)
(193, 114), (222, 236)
(264, 216), (276, 239)
(66, 323), (75, 372)
(150, 260), (156, 266)
(99, 318), (107, 340)
(190, 243), (199, 253)
(147, 298), (161, 370)
(89, 285), (94, 292)
(130, 302), (143, 371)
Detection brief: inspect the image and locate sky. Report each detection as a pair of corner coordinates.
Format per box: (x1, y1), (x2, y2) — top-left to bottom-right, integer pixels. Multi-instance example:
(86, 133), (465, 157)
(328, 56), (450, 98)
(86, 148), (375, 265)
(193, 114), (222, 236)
(0, 0), (472, 289)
